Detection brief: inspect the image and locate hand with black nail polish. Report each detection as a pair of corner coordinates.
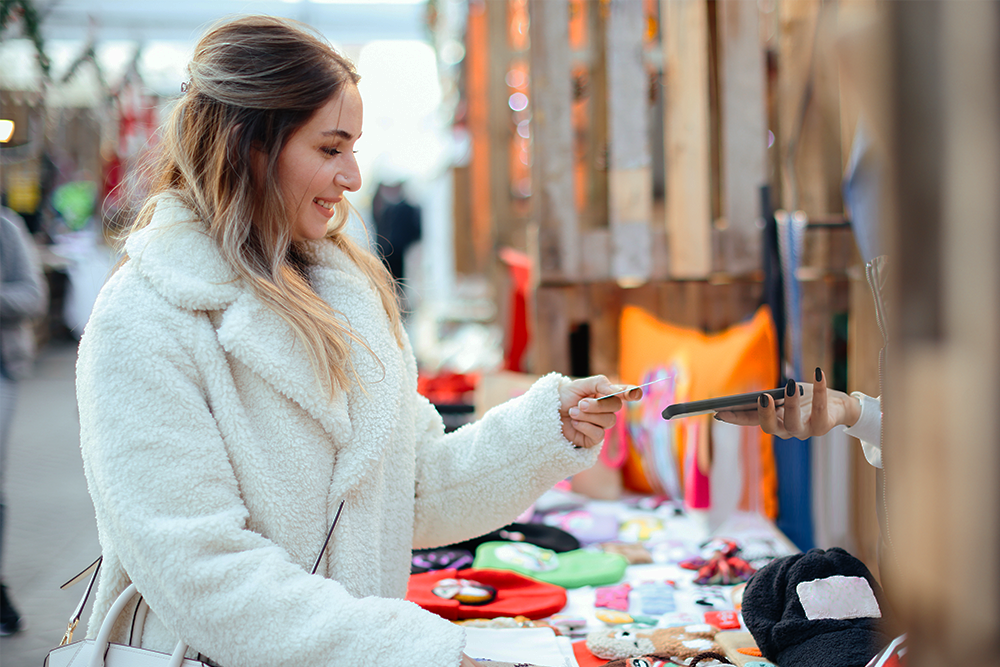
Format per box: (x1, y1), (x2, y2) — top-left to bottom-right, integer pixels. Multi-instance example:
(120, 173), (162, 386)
(715, 367), (863, 439)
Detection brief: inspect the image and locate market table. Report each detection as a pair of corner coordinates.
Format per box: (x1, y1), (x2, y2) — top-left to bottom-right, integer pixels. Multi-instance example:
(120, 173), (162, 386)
(421, 491), (799, 667)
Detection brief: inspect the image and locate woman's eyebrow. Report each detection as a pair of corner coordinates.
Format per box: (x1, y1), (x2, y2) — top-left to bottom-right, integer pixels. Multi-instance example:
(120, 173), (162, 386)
(321, 129), (360, 140)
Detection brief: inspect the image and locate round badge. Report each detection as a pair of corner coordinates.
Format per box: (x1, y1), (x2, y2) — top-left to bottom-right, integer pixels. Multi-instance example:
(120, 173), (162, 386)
(431, 578), (498, 605)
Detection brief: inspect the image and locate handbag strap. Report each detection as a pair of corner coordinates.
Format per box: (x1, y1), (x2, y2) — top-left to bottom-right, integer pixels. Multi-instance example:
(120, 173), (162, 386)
(311, 499), (345, 575)
(59, 556), (102, 646)
(89, 583), (187, 667)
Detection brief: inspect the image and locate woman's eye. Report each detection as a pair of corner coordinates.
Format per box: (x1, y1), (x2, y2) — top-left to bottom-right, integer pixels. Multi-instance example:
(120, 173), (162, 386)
(322, 147), (341, 157)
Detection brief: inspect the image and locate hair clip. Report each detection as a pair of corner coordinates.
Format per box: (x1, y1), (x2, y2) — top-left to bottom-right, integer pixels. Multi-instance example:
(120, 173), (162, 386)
(181, 82), (190, 93)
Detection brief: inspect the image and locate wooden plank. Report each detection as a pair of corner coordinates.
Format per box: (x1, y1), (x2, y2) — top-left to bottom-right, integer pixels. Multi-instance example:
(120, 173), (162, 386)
(607, 0), (653, 284)
(586, 282), (622, 378)
(660, 280), (704, 329)
(529, 0), (581, 282)
(581, 228), (611, 280)
(835, 0), (881, 171)
(798, 278), (834, 380)
(566, 1), (608, 240)
(716, 0), (767, 275)
(887, 3), (1000, 662)
(487, 0), (518, 251)
(847, 270), (882, 581)
(451, 166), (475, 275)
(622, 283), (660, 323)
(650, 224), (670, 280)
(776, 0), (843, 216)
(663, 0), (713, 277)
(532, 286), (572, 374)
(465, 0), (492, 274)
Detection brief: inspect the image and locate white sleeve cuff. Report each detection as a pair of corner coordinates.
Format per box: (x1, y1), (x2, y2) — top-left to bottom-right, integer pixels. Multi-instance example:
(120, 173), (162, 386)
(842, 392), (882, 468)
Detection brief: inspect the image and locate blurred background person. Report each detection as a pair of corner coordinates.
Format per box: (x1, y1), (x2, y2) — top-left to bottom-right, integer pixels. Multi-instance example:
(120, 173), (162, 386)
(0, 204), (48, 636)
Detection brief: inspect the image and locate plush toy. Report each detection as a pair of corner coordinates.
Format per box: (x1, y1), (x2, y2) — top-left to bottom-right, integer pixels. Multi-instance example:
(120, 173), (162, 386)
(585, 624), (723, 662)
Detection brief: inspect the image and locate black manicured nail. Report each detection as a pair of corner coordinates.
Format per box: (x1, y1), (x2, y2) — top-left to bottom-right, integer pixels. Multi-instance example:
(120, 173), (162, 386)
(759, 393), (769, 408)
(785, 378), (796, 397)
(815, 367), (822, 382)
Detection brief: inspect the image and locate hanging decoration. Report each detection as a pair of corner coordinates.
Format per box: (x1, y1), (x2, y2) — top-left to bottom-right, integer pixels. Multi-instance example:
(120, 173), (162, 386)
(1, 0), (52, 79)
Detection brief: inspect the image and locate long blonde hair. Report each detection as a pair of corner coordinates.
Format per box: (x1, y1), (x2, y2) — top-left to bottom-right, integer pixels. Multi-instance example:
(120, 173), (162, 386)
(125, 15), (403, 394)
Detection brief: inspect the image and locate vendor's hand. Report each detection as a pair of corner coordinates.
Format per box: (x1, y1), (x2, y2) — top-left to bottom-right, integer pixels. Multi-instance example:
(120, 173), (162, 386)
(460, 654), (481, 667)
(558, 375), (643, 449)
(715, 368), (862, 439)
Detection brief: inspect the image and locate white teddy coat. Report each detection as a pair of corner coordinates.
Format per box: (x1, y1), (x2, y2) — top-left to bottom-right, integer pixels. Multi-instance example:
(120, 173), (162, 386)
(75, 199), (598, 667)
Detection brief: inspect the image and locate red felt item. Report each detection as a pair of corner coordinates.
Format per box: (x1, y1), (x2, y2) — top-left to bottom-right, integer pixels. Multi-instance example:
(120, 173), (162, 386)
(704, 610), (741, 630)
(417, 371), (479, 405)
(572, 639), (608, 667)
(406, 568), (567, 620)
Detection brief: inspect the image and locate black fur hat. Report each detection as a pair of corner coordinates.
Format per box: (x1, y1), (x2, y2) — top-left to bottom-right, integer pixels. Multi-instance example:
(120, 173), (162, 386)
(742, 547), (892, 667)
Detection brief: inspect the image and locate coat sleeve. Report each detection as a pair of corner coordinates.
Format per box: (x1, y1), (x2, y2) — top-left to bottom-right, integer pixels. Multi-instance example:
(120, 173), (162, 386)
(842, 392), (882, 469)
(77, 275), (466, 667)
(410, 372), (600, 549)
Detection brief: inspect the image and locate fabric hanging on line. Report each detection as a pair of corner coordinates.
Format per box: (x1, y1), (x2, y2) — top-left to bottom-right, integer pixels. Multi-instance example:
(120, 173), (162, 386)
(773, 210), (815, 552)
(617, 305), (780, 519)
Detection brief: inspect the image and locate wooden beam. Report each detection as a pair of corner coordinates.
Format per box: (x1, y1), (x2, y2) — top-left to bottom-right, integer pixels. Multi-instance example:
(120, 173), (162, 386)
(487, 0), (518, 251)
(606, 0), (653, 284)
(776, 0), (843, 216)
(716, 0), (767, 276)
(586, 282), (622, 378)
(532, 286), (572, 374)
(847, 268), (882, 581)
(888, 2), (1000, 662)
(465, 0), (492, 274)
(529, 0), (581, 282)
(663, 0), (713, 278)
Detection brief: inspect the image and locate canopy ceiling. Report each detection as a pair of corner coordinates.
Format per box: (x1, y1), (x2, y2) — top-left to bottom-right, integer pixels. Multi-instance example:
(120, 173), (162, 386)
(30, 0), (428, 44)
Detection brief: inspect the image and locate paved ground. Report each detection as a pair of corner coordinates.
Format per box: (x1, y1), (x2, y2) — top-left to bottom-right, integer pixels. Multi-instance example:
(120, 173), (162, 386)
(1, 340), (100, 667)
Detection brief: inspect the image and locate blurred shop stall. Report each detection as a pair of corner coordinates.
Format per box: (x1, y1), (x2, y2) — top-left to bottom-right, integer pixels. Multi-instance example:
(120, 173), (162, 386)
(425, 0), (883, 567)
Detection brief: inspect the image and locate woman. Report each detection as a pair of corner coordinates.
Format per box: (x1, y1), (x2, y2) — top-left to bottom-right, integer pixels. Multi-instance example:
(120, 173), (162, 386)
(76, 15), (637, 667)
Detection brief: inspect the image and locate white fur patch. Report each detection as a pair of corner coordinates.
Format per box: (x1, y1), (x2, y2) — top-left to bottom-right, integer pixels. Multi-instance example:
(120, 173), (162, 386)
(796, 575), (881, 620)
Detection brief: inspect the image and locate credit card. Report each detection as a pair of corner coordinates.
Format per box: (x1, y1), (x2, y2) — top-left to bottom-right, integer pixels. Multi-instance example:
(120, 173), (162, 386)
(596, 376), (672, 400)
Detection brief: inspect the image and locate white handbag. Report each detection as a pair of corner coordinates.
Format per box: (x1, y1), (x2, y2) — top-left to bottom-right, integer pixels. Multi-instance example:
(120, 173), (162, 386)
(45, 581), (203, 667)
(45, 500), (346, 667)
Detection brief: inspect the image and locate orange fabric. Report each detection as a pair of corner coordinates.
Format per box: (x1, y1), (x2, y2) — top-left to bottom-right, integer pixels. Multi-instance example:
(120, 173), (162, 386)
(572, 639), (608, 667)
(617, 306), (779, 518)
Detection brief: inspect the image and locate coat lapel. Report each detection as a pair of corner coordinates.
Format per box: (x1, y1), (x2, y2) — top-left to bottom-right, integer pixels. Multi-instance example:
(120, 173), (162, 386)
(214, 290), (354, 439)
(214, 241), (407, 497)
(130, 199), (408, 497)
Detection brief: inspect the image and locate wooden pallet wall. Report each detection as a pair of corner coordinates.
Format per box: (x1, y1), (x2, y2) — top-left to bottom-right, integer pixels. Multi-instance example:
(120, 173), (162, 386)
(460, 0), (870, 379)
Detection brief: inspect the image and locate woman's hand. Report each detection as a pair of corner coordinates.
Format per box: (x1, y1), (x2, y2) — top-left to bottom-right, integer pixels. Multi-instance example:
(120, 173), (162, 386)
(558, 375), (643, 448)
(715, 368), (861, 439)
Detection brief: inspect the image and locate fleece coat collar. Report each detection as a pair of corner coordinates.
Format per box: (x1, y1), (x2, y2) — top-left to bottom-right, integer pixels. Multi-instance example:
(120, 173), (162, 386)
(125, 200), (403, 503)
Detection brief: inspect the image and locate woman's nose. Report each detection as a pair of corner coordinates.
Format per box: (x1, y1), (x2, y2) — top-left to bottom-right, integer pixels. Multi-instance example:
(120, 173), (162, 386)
(335, 158), (362, 192)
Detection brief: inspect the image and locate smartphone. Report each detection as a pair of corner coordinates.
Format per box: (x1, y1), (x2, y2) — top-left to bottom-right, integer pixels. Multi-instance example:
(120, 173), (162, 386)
(661, 386), (800, 420)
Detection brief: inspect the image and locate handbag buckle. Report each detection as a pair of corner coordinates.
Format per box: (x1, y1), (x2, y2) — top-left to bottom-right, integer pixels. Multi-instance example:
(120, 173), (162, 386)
(60, 618), (79, 646)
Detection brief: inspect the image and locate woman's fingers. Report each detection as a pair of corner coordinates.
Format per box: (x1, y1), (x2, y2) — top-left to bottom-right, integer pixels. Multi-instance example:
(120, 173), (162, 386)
(780, 378), (802, 436)
(568, 404), (617, 430)
(757, 390), (783, 436)
(568, 418), (604, 448)
(624, 386), (644, 401)
(810, 367), (829, 435)
(714, 409), (762, 426)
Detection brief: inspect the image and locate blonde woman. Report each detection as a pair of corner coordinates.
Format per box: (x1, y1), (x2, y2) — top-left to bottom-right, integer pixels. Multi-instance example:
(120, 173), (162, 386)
(75, 15), (638, 667)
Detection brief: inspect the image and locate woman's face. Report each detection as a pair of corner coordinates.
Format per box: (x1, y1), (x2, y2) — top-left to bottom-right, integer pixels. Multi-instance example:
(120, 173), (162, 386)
(276, 85), (363, 242)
